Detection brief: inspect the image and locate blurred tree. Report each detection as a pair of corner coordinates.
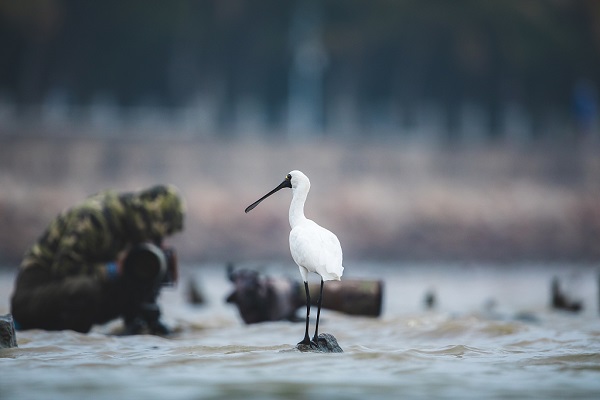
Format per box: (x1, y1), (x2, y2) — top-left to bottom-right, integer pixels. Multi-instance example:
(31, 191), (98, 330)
(0, 0), (598, 140)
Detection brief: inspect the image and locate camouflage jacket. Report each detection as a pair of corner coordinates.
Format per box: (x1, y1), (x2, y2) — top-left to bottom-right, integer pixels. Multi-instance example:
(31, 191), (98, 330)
(20, 185), (185, 280)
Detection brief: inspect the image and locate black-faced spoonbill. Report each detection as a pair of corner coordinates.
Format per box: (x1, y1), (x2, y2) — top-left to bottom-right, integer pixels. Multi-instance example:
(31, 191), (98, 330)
(245, 170), (344, 347)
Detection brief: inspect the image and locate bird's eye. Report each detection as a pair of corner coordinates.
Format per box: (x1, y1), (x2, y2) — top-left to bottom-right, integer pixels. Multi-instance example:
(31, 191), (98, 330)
(286, 174), (292, 180)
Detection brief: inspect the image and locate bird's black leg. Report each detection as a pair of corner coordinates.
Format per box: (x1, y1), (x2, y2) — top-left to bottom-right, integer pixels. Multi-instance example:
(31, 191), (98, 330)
(298, 281), (317, 347)
(312, 278), (324, 343)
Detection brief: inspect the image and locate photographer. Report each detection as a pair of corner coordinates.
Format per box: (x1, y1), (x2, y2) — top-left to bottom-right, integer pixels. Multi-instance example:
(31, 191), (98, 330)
(10, 184), (185, 335)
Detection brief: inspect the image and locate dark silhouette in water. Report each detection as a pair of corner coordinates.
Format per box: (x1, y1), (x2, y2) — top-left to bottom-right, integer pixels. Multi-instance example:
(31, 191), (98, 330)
(424, 290), (437, 310)
(186, 278), (206, 305)
(226, 265), (302, 324)
(551, 277), (583, 312)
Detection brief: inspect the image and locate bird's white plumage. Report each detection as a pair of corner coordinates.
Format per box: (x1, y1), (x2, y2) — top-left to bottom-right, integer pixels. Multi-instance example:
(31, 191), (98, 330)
(245, 169), (344, 344)
(286, 170), (344, 283)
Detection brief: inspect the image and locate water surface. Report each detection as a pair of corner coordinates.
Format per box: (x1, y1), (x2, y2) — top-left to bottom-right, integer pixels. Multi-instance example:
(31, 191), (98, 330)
(1, 263), (600, 399)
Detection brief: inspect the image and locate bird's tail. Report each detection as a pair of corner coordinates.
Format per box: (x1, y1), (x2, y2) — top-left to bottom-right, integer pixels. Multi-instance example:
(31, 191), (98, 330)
(324, 265), (344, 281)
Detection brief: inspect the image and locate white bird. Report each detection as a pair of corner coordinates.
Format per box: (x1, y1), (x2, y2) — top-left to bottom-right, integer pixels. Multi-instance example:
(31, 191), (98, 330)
(245, 170), (344, 347)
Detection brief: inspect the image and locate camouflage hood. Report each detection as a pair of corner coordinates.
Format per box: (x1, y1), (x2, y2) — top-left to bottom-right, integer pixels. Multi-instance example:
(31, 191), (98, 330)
(120, 184), (185, 244)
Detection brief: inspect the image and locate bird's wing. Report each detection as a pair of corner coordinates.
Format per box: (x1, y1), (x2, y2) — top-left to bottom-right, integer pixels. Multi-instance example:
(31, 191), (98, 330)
(290, 220), (343, 280)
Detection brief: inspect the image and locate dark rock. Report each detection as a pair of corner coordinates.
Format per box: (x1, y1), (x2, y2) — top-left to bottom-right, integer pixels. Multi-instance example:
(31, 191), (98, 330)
(0, 314), (18, 349)
(297, 333), (343, 353)
(551, 277), (583, 312)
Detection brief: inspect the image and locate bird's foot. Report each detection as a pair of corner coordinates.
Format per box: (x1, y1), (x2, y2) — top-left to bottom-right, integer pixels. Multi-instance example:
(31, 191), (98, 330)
(297, 336), (319, 349)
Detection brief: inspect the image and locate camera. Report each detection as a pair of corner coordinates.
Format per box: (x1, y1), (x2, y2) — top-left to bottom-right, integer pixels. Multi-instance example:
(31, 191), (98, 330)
(123, 243), (178, 287)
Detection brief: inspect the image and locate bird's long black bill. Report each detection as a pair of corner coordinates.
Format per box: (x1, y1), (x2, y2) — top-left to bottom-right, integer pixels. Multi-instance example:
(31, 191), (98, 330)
(245, 179), (291, 213)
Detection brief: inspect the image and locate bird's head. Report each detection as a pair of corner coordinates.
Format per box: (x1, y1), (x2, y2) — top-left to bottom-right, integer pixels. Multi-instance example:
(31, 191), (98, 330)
(288, 170), (310, 193)
(245, 170), (309, 213)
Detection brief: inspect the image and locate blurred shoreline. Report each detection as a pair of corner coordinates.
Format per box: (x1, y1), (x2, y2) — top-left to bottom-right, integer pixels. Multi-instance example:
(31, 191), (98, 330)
(1, 135), (599, 265)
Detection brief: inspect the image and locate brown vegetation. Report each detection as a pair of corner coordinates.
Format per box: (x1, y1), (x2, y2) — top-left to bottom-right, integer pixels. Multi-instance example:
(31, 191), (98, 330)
(1, 136), (599, 265)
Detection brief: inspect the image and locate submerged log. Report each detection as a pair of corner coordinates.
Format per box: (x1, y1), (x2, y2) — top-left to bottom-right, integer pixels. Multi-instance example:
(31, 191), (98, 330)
(306, 279), (383, 317)
(226, 266), (383, 324)
(296, 333), (343, 353)
(0, 314), (18, 349)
